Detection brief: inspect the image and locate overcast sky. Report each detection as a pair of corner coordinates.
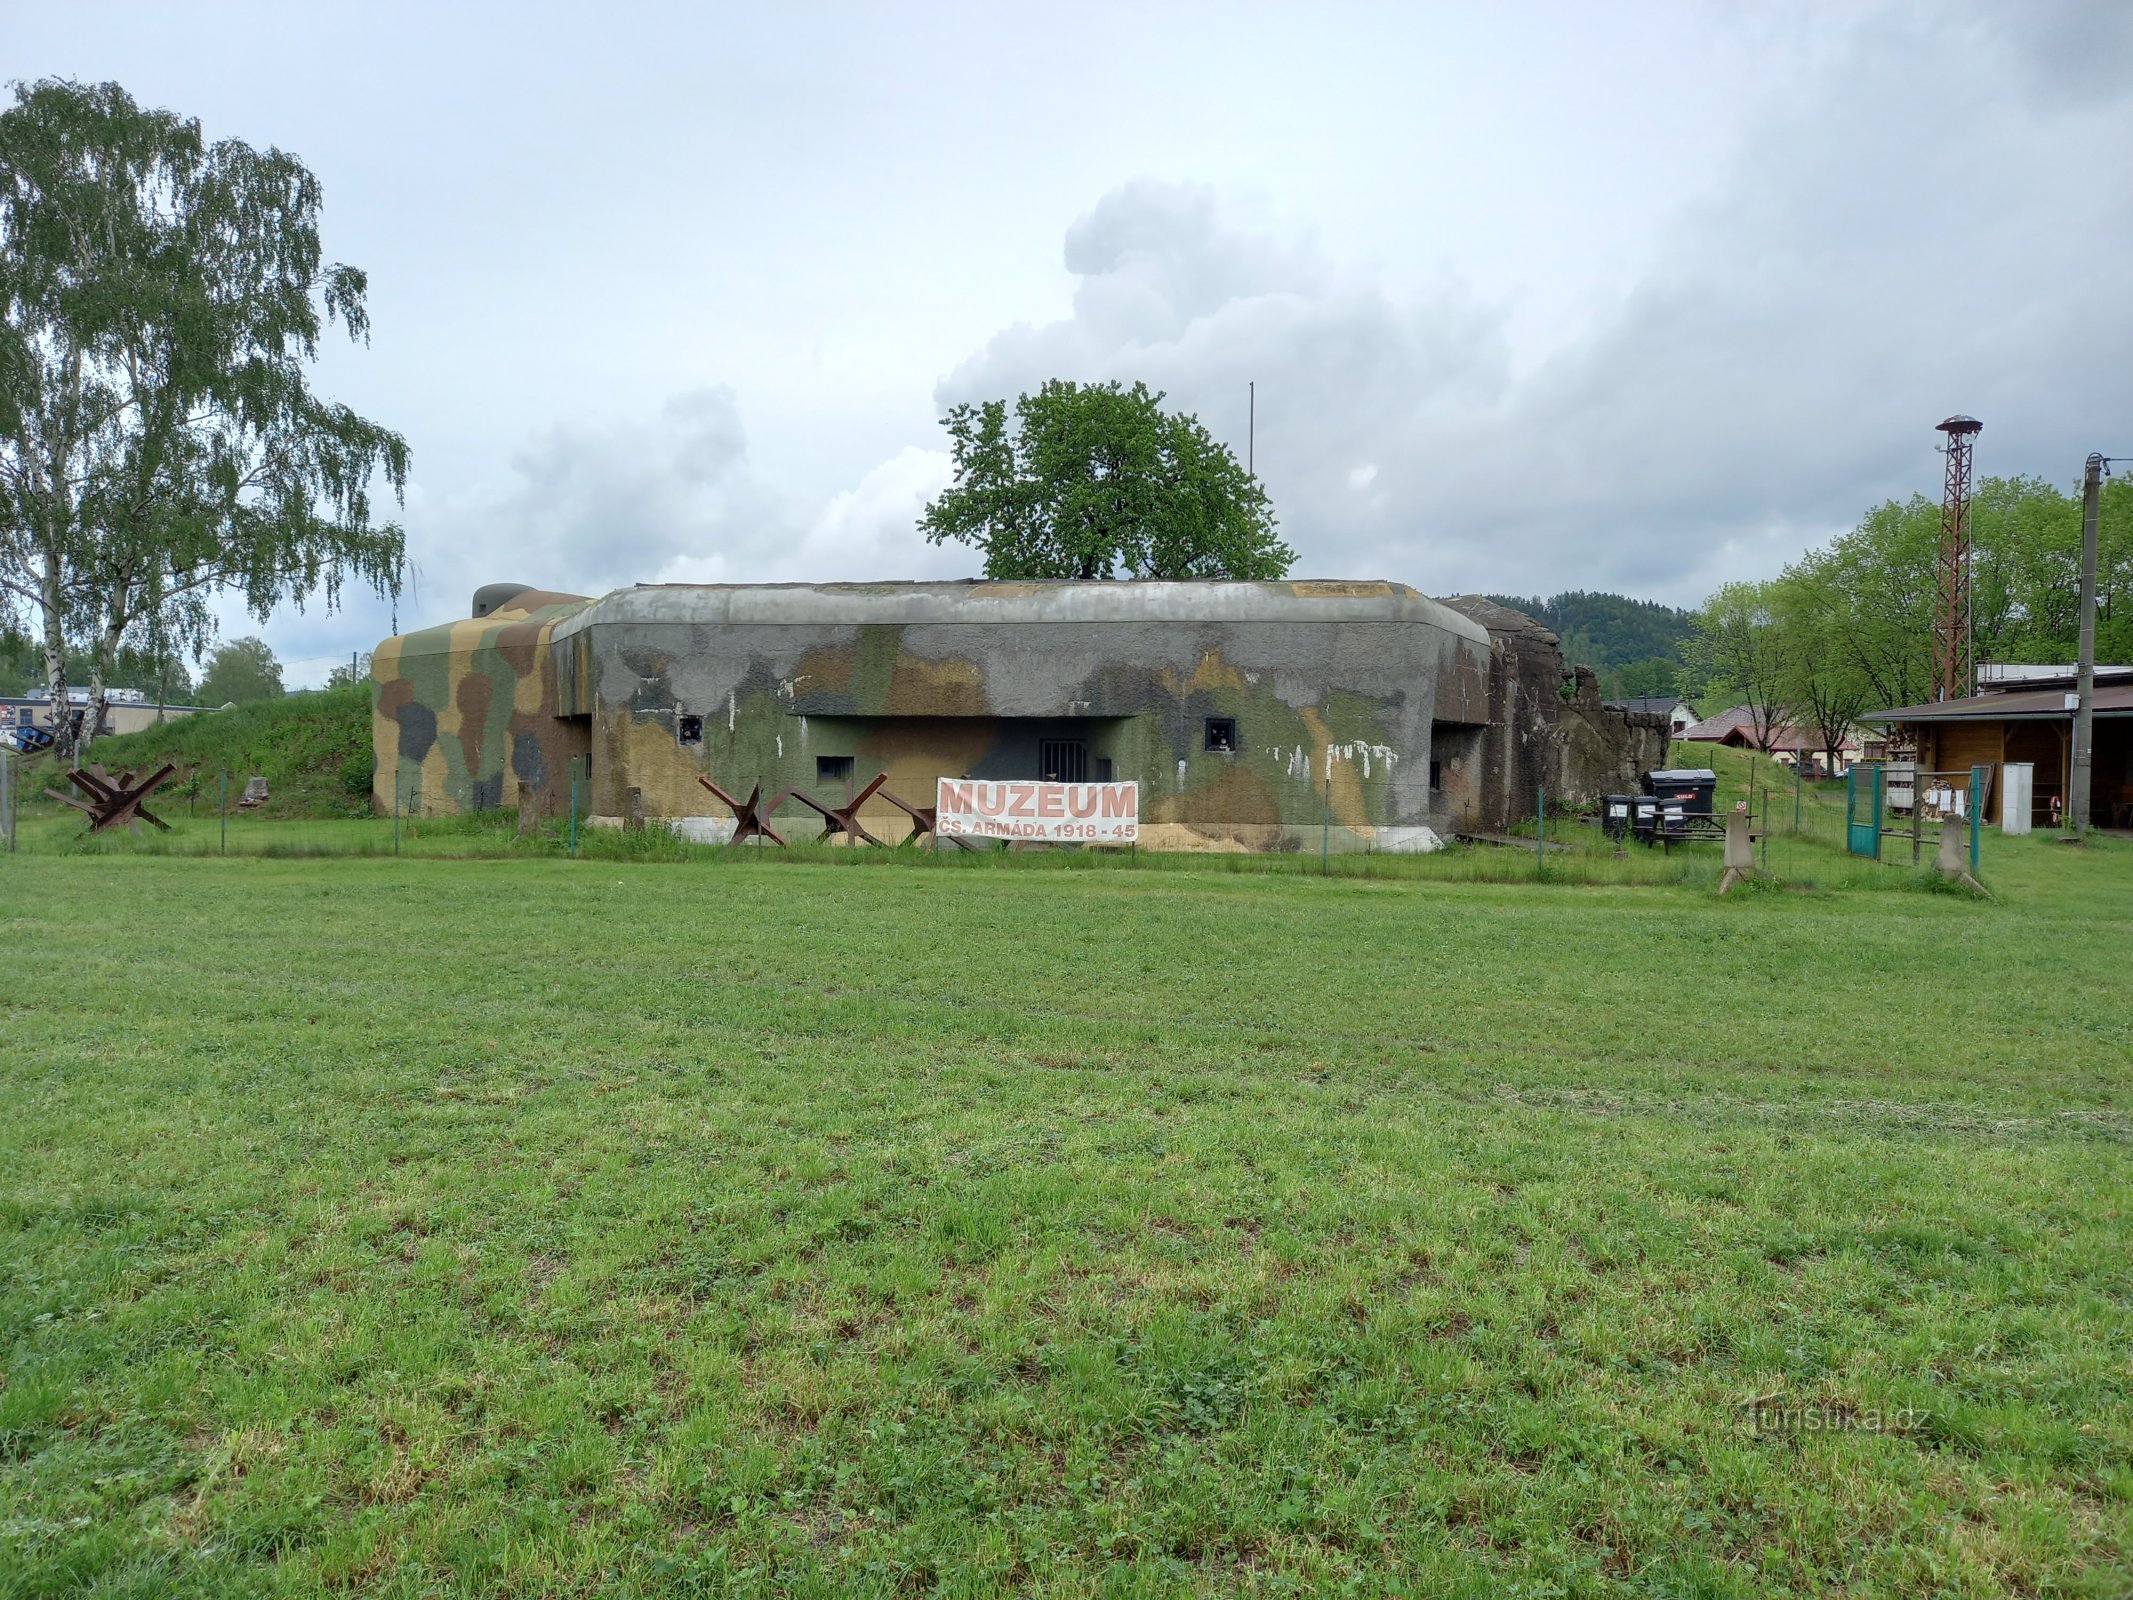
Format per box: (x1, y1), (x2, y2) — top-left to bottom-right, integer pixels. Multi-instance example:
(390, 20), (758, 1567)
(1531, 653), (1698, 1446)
(12, 1), (2132, 685)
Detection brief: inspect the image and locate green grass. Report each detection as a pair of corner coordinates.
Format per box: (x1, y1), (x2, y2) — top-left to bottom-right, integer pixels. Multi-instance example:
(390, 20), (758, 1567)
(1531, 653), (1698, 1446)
(13, 683), (374, 821)
(0, 805), (1944, 894)
(3, 743), (1969, 898)
(2, 824), (2129, 1595)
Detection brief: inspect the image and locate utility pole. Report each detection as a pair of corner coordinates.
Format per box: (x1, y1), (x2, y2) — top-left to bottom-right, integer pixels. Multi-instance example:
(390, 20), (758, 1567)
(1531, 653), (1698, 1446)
(1248, 381), (1255, 477)
(2069, 453), (2101, 840)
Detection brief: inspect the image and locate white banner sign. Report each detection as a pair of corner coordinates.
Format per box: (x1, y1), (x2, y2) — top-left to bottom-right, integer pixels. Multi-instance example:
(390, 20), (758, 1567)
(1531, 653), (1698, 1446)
(936, 778), (1139, 843)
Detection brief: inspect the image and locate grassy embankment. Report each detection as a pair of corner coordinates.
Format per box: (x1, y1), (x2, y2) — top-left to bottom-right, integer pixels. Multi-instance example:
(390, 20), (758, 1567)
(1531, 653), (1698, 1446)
(1, 827), (2128, 1597)
(11, 682), (374, 823)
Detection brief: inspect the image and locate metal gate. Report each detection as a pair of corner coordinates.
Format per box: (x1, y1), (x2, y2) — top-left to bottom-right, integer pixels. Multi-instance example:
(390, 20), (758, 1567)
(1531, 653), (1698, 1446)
(1038, 739), (1088, 782)
(1845, 762), (1884, 857)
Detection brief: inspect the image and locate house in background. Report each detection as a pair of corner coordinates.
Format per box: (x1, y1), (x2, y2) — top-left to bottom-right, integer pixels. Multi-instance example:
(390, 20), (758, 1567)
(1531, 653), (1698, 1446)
(1759, 725), (1875, 778)
(1606, 693), (1699, 737)
(1677, 704), (1878, 776)
(0, 687), (201, 742)
(1678, 705), (1760, 746)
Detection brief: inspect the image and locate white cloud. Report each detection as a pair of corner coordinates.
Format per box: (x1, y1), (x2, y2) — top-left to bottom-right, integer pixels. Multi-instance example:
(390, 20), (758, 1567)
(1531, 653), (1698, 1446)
(774, 446), (963, 581)
(397, 391), (961, 623)
(396, 385), (780, 613)
(654, 445), (960, 586)
(927, 7), (2133, 607)
(195, 0), (2133, 692)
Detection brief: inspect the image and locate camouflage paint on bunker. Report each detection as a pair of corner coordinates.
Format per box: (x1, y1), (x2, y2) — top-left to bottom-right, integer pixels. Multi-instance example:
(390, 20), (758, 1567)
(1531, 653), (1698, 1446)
(369, 587), (590, 817)
(369, 579), (1665, 847)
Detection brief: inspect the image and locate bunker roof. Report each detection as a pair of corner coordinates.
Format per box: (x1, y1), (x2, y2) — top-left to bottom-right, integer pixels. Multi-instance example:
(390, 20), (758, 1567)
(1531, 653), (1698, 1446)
(386, 589), (591, 662)
(549, 579), (1489, 644)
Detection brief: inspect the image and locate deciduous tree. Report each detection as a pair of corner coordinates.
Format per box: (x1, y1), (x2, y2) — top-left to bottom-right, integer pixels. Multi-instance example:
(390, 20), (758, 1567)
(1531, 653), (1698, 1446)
(0, 79), (406, 757)
(1687, 580), (1794, 750)
(1804, 476), (2133, 713)
(196, 635), (282, 705)
(1772, 559), (1874, 772)
(920, 380), (1291, 580)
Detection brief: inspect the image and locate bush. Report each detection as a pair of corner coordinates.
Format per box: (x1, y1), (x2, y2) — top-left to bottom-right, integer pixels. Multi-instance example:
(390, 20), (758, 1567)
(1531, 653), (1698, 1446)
(340, 750), (374, 798)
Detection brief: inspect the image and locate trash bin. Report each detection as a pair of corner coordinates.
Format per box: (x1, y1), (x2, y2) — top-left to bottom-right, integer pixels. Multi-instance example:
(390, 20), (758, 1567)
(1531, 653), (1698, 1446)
(1643, 768), (1717, 817)
(1630, 795), (1659, 840)
(1601, 794), (1632, 840)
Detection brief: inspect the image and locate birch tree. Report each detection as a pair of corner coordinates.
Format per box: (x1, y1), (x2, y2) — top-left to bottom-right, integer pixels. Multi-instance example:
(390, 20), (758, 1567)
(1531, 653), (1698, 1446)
(0, 79), (406, 757)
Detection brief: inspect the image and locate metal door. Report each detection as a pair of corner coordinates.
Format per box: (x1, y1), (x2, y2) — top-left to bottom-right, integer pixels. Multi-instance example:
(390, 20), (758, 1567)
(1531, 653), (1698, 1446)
(1846, 762), (1883, 857)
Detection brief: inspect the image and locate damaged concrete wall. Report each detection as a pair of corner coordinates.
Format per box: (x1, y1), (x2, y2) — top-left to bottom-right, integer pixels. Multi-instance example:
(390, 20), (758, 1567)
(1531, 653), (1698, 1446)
(1437, 595), (1671, 830)
(547, 580), (1493, 852)
(367, 579), (1653, 847)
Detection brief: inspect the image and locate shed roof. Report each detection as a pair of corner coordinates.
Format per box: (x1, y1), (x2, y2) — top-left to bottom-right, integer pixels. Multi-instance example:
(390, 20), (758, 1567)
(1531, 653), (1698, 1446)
(1864, 684), (2133, 723)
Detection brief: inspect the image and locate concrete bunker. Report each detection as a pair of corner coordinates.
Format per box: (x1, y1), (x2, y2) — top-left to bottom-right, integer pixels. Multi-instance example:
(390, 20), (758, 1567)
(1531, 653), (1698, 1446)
(371, 578), (1666, 847)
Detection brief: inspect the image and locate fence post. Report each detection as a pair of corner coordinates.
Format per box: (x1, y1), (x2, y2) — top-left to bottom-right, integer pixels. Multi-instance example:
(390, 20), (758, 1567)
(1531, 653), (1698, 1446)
(1872, 763), (1885, 862)
(1320, 771), (1330, 874)
(393, 772), (401, 856)
(1793, 757), (1801, 833)
(1535, 786), (1544, 876)
(1760, 789), (1769, 873)
(570, 773), (580, 859)
(219, 769), (228, 855)
(1, 745), (13, 853)
(1970, 764), (1984, 873)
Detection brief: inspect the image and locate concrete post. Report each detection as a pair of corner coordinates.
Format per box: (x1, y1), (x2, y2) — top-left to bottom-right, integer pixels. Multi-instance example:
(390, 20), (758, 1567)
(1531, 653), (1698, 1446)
(1718, 801), (1755, 894)
(1936, 807), (1987, 893)
(2070, 453), (2101, 839)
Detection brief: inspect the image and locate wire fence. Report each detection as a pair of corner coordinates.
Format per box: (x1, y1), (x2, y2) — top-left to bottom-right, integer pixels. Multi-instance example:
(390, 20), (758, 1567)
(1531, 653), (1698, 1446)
(1839, 762), (1990, 874)
(0, 751), (1977, 896)
(1580, 755), (1950, 893)
(7, 766), (567, 861)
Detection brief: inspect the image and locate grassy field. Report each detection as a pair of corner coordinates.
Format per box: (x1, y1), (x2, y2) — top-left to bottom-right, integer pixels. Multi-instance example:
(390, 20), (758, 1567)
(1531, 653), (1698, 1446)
(2, 832), (2129, 1596)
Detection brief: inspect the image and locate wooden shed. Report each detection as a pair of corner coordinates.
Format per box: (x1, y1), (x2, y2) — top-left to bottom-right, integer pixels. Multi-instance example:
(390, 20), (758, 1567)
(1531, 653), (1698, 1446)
(1864, 678), (2133, 830)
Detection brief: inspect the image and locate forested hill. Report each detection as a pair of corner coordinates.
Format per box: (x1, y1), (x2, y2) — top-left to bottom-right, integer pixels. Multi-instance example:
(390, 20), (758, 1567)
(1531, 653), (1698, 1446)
(1482, 591), (1696, 698)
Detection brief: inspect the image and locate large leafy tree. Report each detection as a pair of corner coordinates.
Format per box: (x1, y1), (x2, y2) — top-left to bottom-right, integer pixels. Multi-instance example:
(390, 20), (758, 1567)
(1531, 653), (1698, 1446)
(1777, 475), (2133, 719)
(1771, 558), (1875, 771)
(920, 379), (1293, 580)
(1614, 657), (1683, 699)
(195, 635), (283, 705)
(1813, 496), (1942, 712)
(0, 79), (407, 757)
(1686, 579), (1795, 750)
